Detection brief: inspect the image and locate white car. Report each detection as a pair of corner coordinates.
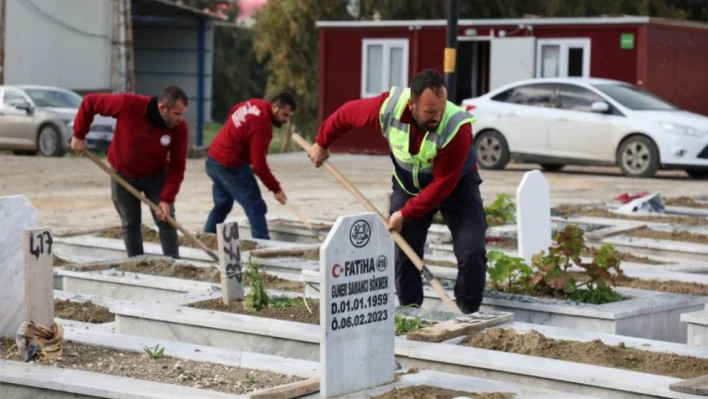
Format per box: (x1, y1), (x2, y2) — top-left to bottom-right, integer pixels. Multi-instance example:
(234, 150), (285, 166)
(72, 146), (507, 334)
(461, 78), (708, 178)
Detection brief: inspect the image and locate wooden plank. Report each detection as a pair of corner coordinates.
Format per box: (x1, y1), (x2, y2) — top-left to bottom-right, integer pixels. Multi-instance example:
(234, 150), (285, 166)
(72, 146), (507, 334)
(670, 374), (708, 395)
(23, 227), (55, 327)
(406, 311), (514, 343)
(250, 378), (320, 399)
(585, 223), (647, 241)
(216, 222), (244, 303)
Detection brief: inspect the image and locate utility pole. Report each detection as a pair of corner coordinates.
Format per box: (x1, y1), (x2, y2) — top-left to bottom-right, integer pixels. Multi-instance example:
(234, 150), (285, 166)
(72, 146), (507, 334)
(0, 0), (6, 85)
(123, 0), (135, 93)
(444, 0), (458, 103)
(111, 0), (120, 92)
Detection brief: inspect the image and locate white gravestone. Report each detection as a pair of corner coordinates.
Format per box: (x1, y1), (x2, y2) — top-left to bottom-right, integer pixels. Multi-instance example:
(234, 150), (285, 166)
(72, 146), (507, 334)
(320, 213), (395, 398)
(0, 195), (39, 338)
(23, 227), (55, 327)
(516, 170), (552, 264)
(216, 222), (244, 303)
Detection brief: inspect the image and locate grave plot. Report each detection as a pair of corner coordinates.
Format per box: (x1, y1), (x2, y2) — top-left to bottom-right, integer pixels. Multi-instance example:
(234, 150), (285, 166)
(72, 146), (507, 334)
(236, 215), (333, 244)
(52, 223), (305, 264)
(395, 320), (708, 399)
(305, 220), (708, 344)
(1, 327), (320, 399)
(55, 255), (305, 301)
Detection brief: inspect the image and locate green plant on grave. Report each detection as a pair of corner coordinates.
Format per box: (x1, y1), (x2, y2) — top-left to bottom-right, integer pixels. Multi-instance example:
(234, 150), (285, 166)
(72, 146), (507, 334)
(486, 250), (533, 293)
(528, 225), (624, 302)
(394, 314), (433, 335)
(143, 344), (165, 359)
(484, 193), (516, 227)
(432, 193), (515, 226)
(244, 261), (269, 312)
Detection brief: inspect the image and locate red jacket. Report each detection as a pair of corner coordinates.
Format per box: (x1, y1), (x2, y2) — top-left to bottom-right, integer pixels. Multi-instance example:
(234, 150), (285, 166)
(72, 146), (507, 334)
(208, 99), (281, 193)
(315, 92), (475, 220)
(72, 94), (188, 204)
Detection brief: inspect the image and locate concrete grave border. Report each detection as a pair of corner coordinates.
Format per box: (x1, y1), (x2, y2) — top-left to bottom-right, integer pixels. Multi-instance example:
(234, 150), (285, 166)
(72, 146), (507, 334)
(52, 226), (304, 264)
(0, 327), (318, 399)
(55, 255), (306, 301)
(395, 321), (708, 399)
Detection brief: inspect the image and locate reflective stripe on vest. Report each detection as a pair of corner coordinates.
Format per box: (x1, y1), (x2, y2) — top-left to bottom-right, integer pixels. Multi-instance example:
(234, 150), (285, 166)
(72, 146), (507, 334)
(379, 86), (476, 194)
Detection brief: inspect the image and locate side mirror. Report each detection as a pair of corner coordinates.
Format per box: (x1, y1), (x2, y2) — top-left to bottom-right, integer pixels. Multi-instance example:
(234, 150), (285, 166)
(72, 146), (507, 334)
(14, 101), (33, 114)
(591, 101), (609, 113)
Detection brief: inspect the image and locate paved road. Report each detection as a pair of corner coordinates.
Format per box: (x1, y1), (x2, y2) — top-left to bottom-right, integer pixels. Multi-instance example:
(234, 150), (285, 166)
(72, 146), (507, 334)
(0, 152), (698, 235)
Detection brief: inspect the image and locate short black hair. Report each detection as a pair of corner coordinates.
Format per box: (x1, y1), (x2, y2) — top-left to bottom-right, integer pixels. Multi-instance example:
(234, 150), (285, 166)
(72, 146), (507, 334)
(271, 92), (296, 111)
(410, 69), (446, 100)
(158, 86), (189, 108)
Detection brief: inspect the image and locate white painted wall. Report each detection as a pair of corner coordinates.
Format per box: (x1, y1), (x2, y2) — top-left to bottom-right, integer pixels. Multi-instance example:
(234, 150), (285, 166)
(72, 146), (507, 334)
(489, 37), (535, 91)
(5, 0), (112, 91)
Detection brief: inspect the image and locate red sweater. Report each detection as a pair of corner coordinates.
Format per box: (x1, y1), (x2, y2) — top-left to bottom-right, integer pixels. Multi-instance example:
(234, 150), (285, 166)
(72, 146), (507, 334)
(208, 99), (281, 193)
(315, 92), (474, 220)
(72, 94), (188, 204)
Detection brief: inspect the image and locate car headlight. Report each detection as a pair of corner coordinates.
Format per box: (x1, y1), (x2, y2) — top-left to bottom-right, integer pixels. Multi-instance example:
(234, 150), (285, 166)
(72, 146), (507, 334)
(659, 122), (706, 138)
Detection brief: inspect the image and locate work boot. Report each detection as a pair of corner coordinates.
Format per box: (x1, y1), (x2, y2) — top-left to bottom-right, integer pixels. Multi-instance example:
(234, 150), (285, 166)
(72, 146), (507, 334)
(457, 298), (482, 315)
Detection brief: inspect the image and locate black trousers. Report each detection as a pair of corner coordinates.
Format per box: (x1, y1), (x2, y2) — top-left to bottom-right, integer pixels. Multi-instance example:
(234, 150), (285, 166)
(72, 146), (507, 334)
(389, 170), (487, 314)
(110, 169), (179, 259)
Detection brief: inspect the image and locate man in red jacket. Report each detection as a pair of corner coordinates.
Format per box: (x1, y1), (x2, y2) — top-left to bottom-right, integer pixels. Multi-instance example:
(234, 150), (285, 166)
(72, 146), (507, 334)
(71, 86), (189, 259)
(307, 69), (487, 314)
(204, 93), (296, 239)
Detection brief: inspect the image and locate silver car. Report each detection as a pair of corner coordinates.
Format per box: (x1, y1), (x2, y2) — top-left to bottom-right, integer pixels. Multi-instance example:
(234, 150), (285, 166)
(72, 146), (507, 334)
(0, 85), (115, 156)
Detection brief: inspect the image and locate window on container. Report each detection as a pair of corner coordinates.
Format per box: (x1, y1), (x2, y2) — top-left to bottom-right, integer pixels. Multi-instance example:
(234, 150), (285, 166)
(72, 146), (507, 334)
(541, 45), (561, 78)
(361, 39), (409, 98)
(536, 39), (591, 79)
(567, 48), (584, 77)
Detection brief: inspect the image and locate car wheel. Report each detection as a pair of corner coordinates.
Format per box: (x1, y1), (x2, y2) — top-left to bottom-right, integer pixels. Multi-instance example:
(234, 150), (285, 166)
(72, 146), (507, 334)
(473, 130), (509, 170)
(37, 124), (66, 157)
(540, 163), (565, 172)
(617, 136), (659, 178)
(685, 168), (708, 179)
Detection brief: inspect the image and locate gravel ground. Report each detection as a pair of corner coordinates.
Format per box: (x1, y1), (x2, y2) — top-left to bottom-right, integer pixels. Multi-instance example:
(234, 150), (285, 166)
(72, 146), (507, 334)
(0, 152), (698, 235)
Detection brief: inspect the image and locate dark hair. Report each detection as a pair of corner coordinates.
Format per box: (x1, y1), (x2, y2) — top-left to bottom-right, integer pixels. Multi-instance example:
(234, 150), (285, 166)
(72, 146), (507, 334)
(410, 69), (446, 100)
(158, 86), (189, 108)
(271, 92), (297, 111)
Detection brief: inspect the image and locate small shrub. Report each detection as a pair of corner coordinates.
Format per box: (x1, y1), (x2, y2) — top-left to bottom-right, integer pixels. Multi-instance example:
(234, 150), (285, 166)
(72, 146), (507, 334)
(485, 193), (516, 227)
(484, 225), (624, 304)
(243, 262), (269, 312)
(528, 225), (624, 303)
(432, 193), (515, 226)
(486, 250), (532, 293)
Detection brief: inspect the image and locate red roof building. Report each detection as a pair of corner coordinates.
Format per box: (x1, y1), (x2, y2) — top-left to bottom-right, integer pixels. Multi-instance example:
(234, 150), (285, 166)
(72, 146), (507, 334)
(316, 16), (708, 154)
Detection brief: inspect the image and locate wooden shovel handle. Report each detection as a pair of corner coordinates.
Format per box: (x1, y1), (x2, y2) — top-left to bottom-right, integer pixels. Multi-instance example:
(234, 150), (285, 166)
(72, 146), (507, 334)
(82, 151), (219, 262)
(291, 134), (461, 313)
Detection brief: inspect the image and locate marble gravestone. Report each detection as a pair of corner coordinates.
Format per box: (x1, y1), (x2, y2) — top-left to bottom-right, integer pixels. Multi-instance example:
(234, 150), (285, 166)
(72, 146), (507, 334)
(516, 170), (552, 264)
(320, 213), (395, 398)
(0, 195), (39, 338)
(216, 221), (244, 304)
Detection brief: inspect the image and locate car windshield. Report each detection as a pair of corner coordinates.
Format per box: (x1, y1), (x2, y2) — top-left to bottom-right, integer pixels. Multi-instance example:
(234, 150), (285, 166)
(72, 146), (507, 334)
(24, 88), (83, 108)
(593, 83), (678, 111)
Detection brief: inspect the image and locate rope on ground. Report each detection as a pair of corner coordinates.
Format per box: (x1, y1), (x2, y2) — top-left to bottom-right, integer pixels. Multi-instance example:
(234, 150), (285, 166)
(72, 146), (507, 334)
(15, 320), (64, 362)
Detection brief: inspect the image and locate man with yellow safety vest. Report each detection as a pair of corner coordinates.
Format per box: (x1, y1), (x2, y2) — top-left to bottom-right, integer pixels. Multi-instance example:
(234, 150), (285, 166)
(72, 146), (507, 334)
(307, 69), (487, 314)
